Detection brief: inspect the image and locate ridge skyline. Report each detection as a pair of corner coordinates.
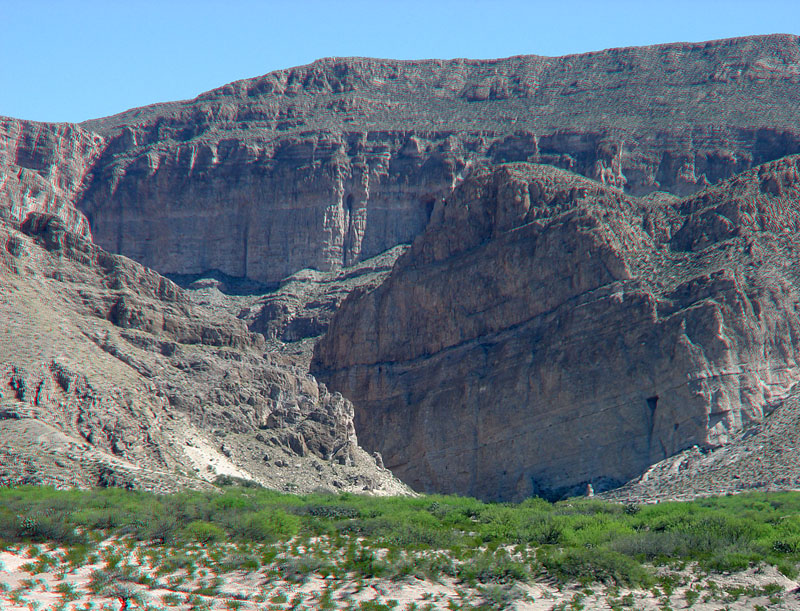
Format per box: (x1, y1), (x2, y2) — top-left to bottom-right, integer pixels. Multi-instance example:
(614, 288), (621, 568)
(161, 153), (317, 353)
(3, 0), (800, 122)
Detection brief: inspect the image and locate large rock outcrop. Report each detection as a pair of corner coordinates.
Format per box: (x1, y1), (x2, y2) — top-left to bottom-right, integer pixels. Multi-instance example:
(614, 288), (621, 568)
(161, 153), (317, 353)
(4, 35), (800, 285)
(311, 157), (800, 501)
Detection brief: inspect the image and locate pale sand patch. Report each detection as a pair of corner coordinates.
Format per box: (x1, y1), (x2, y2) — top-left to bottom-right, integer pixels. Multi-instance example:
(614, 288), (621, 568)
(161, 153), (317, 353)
(182, 434), (254, 482)
(2, 541), (800, 610)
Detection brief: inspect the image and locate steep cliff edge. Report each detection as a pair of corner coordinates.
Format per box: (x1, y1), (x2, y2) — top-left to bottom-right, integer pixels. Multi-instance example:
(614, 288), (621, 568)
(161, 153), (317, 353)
(311, 157), (800, 501)
(5, 35), (800, 285)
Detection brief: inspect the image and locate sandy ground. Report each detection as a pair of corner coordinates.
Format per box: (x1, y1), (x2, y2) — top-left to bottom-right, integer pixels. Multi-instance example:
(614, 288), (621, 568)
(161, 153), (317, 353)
(2, 540), (800, 610)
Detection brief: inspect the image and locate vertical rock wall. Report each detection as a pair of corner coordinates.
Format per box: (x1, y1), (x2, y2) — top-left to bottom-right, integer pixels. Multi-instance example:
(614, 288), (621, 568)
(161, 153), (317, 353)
(312, 160), (800, 500)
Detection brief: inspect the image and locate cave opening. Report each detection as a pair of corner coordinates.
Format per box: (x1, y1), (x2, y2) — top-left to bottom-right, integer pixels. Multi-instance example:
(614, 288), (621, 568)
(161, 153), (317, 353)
(423, 197), (436, 221)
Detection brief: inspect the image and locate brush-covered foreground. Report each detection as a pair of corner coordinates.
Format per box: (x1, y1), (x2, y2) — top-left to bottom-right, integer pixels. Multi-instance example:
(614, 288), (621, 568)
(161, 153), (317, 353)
(2, 484), (800, 610)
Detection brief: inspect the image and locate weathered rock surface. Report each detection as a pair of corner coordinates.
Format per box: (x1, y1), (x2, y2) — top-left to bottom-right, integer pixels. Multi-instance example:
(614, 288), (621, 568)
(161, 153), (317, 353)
(4, 35), (800, 285)
(312, 156), (800, 501)
(0, 119), (102, 236)
(0, 216), (406, 495)
(4, 35), (800, 501)
(601, 383), (800, 503)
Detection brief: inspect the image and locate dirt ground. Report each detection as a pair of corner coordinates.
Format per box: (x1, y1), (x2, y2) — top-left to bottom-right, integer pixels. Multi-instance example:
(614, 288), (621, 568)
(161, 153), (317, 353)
(2, 539), (800, 610)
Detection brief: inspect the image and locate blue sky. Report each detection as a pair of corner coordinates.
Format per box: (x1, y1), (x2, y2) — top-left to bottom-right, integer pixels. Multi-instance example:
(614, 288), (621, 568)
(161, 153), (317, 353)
(2, 0), (799, 123)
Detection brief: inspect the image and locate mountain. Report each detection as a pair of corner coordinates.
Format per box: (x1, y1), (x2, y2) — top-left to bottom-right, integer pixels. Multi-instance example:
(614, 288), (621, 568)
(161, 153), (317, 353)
(4, 34), (800, 500)
(312, 155), (800, 501)
(3, 35), (800, 287)
(0, 213), (404, 494)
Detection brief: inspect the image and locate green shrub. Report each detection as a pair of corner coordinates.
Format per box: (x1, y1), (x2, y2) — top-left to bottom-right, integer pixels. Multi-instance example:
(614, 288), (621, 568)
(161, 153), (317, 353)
(300, 504), (361, 519)
(344, 548), (391, 579)
(182, 520), (226, 543)
(15, 512), (84, 544)
(145, 513), (180, 544)
(7, 483), (800, 589)
(357, 600), (398, 610)
(540, 547), (652, 586)
(221, 553), (260, 571)
(232, 509), (300, 541)
(456, 549), (528, 583)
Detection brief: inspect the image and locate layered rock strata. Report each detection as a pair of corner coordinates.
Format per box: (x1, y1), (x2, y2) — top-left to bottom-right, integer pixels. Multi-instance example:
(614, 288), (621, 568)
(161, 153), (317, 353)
(312, 157), (800, 501)
(0, 119), (101, 236)
(4, 35), (800, 285)
(0, 215), (406, 494)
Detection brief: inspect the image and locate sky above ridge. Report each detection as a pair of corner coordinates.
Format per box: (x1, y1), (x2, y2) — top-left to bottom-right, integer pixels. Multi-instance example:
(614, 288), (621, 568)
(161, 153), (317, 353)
(2, 0), (800, 123)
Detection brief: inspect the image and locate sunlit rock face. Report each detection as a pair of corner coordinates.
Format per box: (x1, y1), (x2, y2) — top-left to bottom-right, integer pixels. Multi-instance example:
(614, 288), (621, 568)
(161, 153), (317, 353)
(5, 35), (800, 284)
(0, 118), (103, 237)
(312, 157), (800, 501)
(0, 213), (406, 495)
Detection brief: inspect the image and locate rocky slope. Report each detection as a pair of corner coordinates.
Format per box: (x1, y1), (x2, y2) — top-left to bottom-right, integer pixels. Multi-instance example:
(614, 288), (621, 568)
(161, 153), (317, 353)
(0, 215), (405, 495)
(2, 35), (800, 286)
(5, 35), (800, 501)
(312, 155), (800, 501)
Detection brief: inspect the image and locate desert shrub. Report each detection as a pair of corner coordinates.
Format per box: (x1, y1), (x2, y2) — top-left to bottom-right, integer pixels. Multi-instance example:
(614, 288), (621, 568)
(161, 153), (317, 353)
(705, 550), (758, 573)
(301, 503), (361, 519)
(55, 581), (80, 601)
(0, 506), (20, 541)
(182, 520), (226, 543)
(540, 547), (652, 586)
(161, 550), (199, 572)
(356, 601), (398, 611)
(213, 475), (261, 488)
(144, 513), (181, 544)
(221, 552), (260, 572)
(475, 504), (525, 541)
(611, 530), (692, 560)
(559, 516), (636, 548)
(368, 515), (462, 549)
(15, 511), (84, 544)
(7, 483), (800, 585)
(162, 592), (183, 606)
(412, 552), (456, 581)
(232, 509), (300, 541)
(514, 515), (564, 545)
(343, 547), (391, 578)
(277, 555), (334, 583)
(456, 549), (528, 584)
(478, 584), (519, 610)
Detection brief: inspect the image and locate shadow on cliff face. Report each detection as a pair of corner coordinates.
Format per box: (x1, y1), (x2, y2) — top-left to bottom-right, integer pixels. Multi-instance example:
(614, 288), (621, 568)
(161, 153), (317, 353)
(166, 270), (276, 296)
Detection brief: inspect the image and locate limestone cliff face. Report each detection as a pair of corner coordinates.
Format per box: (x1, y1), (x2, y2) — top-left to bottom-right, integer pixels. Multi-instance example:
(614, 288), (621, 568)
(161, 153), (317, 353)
(0, 35), (794, 285)
(77, 131), (452, 284)
(0, 118), (102, 236)
(311, 158), (800, 501)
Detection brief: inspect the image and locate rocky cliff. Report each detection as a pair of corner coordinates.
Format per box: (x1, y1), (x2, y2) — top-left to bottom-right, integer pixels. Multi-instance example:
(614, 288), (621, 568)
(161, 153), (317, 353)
(5, 34), (800, 500)
(0, 119), (101, 236)
(3, 35), (800, 285)
(312, 156), (800, 501)
(0, 215), (405, 494)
